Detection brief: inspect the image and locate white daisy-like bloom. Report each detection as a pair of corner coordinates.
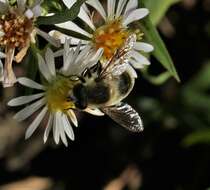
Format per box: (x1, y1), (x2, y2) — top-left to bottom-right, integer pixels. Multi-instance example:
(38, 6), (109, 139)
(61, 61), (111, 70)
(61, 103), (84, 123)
(0, 0), (60, 87)
(50, 0), (154, 76)
(8, 40), (104, 146)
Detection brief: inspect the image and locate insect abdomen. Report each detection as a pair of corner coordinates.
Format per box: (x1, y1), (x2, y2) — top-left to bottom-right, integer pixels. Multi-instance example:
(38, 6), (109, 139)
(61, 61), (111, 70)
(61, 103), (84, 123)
(118, 72), (133, 96)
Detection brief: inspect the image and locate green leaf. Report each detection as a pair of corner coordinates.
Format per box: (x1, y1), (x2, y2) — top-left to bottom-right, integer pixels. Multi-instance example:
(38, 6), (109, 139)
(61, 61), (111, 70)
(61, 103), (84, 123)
(36, 0), (87, 25)
(142, 67), (172, 85)
(143, 0), (180, 25)
(53, 26), (90, 40)
(182, 62), (210, 111)
(41, 0), (64, 14)
(182, 129), (210, 147)
(184, 62), (210, 90)
(139, 13), (180, 82)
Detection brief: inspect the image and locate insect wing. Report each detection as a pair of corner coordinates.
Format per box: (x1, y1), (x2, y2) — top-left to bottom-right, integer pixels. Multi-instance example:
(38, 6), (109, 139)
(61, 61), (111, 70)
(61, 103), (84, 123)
(102, 102), (143, 132)
(110, 60), (129, 76)
(100, 34), (137, 78)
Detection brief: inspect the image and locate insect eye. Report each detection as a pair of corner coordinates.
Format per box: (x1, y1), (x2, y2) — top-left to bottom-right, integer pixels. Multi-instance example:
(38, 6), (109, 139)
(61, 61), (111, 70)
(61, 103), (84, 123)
(73, 84), (88, 110)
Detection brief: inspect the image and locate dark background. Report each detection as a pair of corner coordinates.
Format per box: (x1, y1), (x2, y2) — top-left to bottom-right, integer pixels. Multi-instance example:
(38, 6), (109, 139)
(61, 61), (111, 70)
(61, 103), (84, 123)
(0, 1), (210, 190)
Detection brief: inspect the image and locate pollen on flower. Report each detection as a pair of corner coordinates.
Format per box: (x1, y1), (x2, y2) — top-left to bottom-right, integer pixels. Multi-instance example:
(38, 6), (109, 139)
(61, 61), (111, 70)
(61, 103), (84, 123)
(45, 76), (76, 112)
(0, 10), (34, 49)
(93, 19), (130, 60)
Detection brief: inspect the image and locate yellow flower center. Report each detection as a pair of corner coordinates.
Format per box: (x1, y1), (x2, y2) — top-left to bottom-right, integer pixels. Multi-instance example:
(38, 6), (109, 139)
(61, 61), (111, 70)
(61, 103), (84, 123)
(45, 75), (77, 113)
(0, 9), (34, 49)
(93, 19), (130, 61)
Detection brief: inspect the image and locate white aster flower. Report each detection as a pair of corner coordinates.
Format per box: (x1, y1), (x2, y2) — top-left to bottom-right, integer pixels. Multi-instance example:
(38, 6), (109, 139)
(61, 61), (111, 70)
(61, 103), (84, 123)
(50, 0), (154, 75)
(8, 40), (104, 146)
(0, 0), (60, 87)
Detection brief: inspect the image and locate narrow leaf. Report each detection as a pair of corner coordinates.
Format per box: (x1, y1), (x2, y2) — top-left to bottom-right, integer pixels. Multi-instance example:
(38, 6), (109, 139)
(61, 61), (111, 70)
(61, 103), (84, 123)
(182, 129), (210, 147)
(143, 0), (180, 25)
(142, 69), (172, 85)
(36, 0), (87, 25)
(139, 15), (180, 81)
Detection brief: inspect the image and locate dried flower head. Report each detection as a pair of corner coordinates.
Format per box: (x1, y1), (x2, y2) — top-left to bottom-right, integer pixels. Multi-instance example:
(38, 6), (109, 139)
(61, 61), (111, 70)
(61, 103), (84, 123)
(0, 0), (60, 87)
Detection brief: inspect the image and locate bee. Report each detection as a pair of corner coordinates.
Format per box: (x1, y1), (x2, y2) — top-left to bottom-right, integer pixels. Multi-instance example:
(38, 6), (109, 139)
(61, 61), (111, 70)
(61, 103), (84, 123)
(68, 34), (143, 132)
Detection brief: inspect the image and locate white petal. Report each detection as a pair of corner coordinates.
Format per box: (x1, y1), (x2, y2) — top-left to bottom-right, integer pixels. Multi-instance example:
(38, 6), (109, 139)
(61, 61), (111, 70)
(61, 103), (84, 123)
(45, 48), (56, 76)
(18, 77), (45, 90)
(49, 30), (89, 45)
(89, 48), (104, 62)
(62, 0), (76, 8)
(60, 128), (68, 146)
(62, 114), (75, 141)
(131, 50), (151, 66)
(14, 97), (46, 122)
(86, 0), (106, 20)
(44, 114), (53, 143)
(84, 108), (105, 116)
(62, 49), (74, 73)
(25, 106), (48, 139)
(79, 6), (95, 30)
(107, 0), (116, 19)
(56, 21), (92, 38)
(126, 64), (137, 78)
(54, 49), (64, 58)
(82, 3), (89, 13)
(52, 113), (57, 144)
(64, 42), (82, 74)
(58, 116), (68, 146)
(116, 0), (127, 17)
(124, 0), (138, 16)
(64, 38), (71, 57)
(72, 41), (82, 61)
(67, 110), (78, 127)
(75, 45), (92, 64)
(8, 93), (44, 106)
(129, 59), (145, 69)
(67, 40), (81, 64)
(36, 28), (61, 48)
(123, 8), (149, 26)
(132, 51), (150, 68)
(32, 4), (41, 17)
(53, 112), (60, 144)
(72, 47), (101, 74)
(17, 0), (26, 12)
(62, 38), (72, 70)
(77, 59), (98, 74)
(134, 42), (154, 52)
(24, 9), (34, 19)
(37, 54), (52, 82)
(78, 48), (102, 71)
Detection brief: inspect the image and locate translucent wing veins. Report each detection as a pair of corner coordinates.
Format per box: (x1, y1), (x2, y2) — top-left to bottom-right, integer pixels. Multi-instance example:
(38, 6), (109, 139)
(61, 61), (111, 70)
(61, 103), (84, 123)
(99, 34), (137, 78)
(102, 102), (143, 132)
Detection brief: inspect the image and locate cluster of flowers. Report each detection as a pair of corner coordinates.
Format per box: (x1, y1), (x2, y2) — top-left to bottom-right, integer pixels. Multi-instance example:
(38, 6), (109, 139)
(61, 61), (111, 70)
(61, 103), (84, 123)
(1, 0), (153, 146)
